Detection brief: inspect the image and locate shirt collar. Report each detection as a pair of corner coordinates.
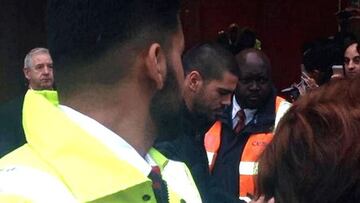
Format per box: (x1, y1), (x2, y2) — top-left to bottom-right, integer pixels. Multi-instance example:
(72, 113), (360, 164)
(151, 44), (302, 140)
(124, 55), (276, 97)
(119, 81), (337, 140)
(232, 96), (241, 120)
(231, 95), (257, 125)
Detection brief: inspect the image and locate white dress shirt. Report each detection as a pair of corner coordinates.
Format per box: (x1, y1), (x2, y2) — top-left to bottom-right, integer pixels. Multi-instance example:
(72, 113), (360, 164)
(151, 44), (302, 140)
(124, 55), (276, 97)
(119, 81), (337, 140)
(231, 95), (257, 129)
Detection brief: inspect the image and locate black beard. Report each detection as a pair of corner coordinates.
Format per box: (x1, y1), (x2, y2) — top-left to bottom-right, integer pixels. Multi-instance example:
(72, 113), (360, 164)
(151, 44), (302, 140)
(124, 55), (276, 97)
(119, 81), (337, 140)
(192, 97), (216, 125)
(150, 63), (183, 142)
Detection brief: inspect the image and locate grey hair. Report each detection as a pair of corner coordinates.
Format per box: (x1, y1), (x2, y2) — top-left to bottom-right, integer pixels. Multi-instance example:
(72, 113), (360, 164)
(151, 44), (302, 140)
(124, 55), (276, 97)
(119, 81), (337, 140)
(24, 47), (50, 69)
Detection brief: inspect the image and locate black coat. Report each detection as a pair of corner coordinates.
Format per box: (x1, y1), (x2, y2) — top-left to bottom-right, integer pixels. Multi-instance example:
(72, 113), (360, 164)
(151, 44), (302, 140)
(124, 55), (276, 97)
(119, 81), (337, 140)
(155, 103), (244, 203)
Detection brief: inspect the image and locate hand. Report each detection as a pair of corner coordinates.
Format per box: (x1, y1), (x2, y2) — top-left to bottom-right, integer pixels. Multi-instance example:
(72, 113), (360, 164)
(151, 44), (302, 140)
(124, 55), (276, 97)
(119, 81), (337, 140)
(294, 81), (307, 95)
(301, 72), (318, 89)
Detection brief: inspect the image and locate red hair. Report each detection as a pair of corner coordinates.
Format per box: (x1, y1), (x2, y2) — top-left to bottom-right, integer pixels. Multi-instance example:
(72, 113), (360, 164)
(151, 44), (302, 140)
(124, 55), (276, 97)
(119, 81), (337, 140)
(257, 76), (360, 203)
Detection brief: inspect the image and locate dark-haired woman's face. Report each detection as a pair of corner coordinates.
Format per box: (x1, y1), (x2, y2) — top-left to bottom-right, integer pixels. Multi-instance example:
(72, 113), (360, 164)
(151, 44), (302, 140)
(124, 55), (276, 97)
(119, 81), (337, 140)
(344, 43), (360, 78)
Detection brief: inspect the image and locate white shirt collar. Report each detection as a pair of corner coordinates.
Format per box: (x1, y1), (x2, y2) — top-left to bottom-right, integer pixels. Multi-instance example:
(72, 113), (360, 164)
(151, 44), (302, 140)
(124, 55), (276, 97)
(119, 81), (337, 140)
(59, 105), (153, 177)
(231, 95), (257, 127)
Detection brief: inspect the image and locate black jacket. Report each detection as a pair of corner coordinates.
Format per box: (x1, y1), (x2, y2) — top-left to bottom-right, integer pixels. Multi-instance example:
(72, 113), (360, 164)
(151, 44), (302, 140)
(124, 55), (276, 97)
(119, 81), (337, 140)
(155, 103), (243, 203)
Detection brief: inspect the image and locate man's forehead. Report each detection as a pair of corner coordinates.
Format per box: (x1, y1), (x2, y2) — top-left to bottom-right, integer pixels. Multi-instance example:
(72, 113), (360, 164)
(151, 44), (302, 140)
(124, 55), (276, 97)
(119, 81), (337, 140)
(244, 52), (264, 66)
(346, 43), (360, 57)
(32, 53), (52, 62)
(210, 72), (237, 88)
(240, 53), (269, 74)
(240, 63), (268, 74)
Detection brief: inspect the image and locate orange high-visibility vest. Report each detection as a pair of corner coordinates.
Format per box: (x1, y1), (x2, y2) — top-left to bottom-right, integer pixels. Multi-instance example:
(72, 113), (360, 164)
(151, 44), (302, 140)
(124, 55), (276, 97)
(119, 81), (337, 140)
(204, 96), (290, 202)
(204, 120), (222, 172)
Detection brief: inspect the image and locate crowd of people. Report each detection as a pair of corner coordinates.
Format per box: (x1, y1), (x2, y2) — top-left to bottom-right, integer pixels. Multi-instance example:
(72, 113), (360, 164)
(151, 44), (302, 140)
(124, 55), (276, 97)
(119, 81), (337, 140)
(0, 1), (359, 203)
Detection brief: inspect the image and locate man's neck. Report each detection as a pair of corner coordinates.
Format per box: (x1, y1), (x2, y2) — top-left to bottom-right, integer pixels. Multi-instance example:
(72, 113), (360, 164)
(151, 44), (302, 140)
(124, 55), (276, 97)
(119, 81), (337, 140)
(28, 85), (53, 91)
(60, 85), (155, 157)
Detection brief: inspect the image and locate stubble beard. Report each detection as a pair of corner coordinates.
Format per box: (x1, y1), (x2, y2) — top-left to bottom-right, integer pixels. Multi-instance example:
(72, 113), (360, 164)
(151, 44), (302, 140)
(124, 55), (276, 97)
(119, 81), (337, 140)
(150, 62), (183, 142)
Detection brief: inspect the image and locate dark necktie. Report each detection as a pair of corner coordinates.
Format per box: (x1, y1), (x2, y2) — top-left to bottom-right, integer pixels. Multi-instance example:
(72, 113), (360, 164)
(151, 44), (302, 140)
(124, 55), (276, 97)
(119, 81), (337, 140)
(148, 166), (169, 203)
(234, 109), (246, 134)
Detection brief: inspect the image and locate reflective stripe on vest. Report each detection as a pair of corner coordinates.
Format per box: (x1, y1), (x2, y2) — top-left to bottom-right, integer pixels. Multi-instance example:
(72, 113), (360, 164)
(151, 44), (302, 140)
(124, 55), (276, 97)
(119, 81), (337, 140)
(204, 96), (289, 200)
(239, 161), (258, 175)
(239, 132), (273, 198)
(239, 196), (252, 202)
(204, 121), (222, 172)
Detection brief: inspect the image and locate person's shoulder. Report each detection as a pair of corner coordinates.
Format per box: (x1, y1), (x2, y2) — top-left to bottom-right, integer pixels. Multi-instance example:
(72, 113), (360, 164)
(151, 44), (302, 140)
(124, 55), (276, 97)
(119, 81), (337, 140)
(1, 145), (35, 166)
(0, 145), (56, 178)
(0, 146), (77, 203)
(0, 165), (76, 203)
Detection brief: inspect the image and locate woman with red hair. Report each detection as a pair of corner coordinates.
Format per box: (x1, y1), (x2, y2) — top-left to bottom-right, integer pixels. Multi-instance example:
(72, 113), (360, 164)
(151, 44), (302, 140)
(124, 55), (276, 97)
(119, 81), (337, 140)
(255, 76), (360, 203)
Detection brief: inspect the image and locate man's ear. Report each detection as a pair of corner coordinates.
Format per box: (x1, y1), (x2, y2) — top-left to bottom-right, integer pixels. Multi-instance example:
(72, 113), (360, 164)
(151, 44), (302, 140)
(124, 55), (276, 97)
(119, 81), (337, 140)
(186, 70), (203, 92)
(144, 43), (166, 90)
(23, 68), (31, 80)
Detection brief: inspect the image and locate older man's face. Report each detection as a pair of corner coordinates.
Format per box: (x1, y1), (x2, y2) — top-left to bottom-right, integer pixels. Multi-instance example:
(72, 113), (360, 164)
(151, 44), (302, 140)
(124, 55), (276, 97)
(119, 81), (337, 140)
(24, 53), (54, 90)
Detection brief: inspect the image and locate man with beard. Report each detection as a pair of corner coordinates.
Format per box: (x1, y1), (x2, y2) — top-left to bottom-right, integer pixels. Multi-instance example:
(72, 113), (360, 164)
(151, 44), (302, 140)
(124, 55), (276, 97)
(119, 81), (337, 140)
(0, 47), (55, 157)
(204, 48), (291, 202)
(156, 43), (242, 202)
(0, 1), (201, 202)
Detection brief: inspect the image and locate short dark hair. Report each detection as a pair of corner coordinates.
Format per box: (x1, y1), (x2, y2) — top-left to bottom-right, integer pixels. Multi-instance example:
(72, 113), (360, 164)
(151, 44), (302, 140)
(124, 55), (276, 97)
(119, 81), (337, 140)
(302, 38), (342, 85)
(182, 42), (239, 81)
(257, 77), (360, 203)
(47, 0), (181, 94)
(342, 33), (358, 53)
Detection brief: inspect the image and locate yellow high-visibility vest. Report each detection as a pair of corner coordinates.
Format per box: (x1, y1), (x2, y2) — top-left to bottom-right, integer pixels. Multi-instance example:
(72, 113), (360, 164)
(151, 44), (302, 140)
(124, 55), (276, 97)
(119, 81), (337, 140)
(0, 90), (201, 203)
